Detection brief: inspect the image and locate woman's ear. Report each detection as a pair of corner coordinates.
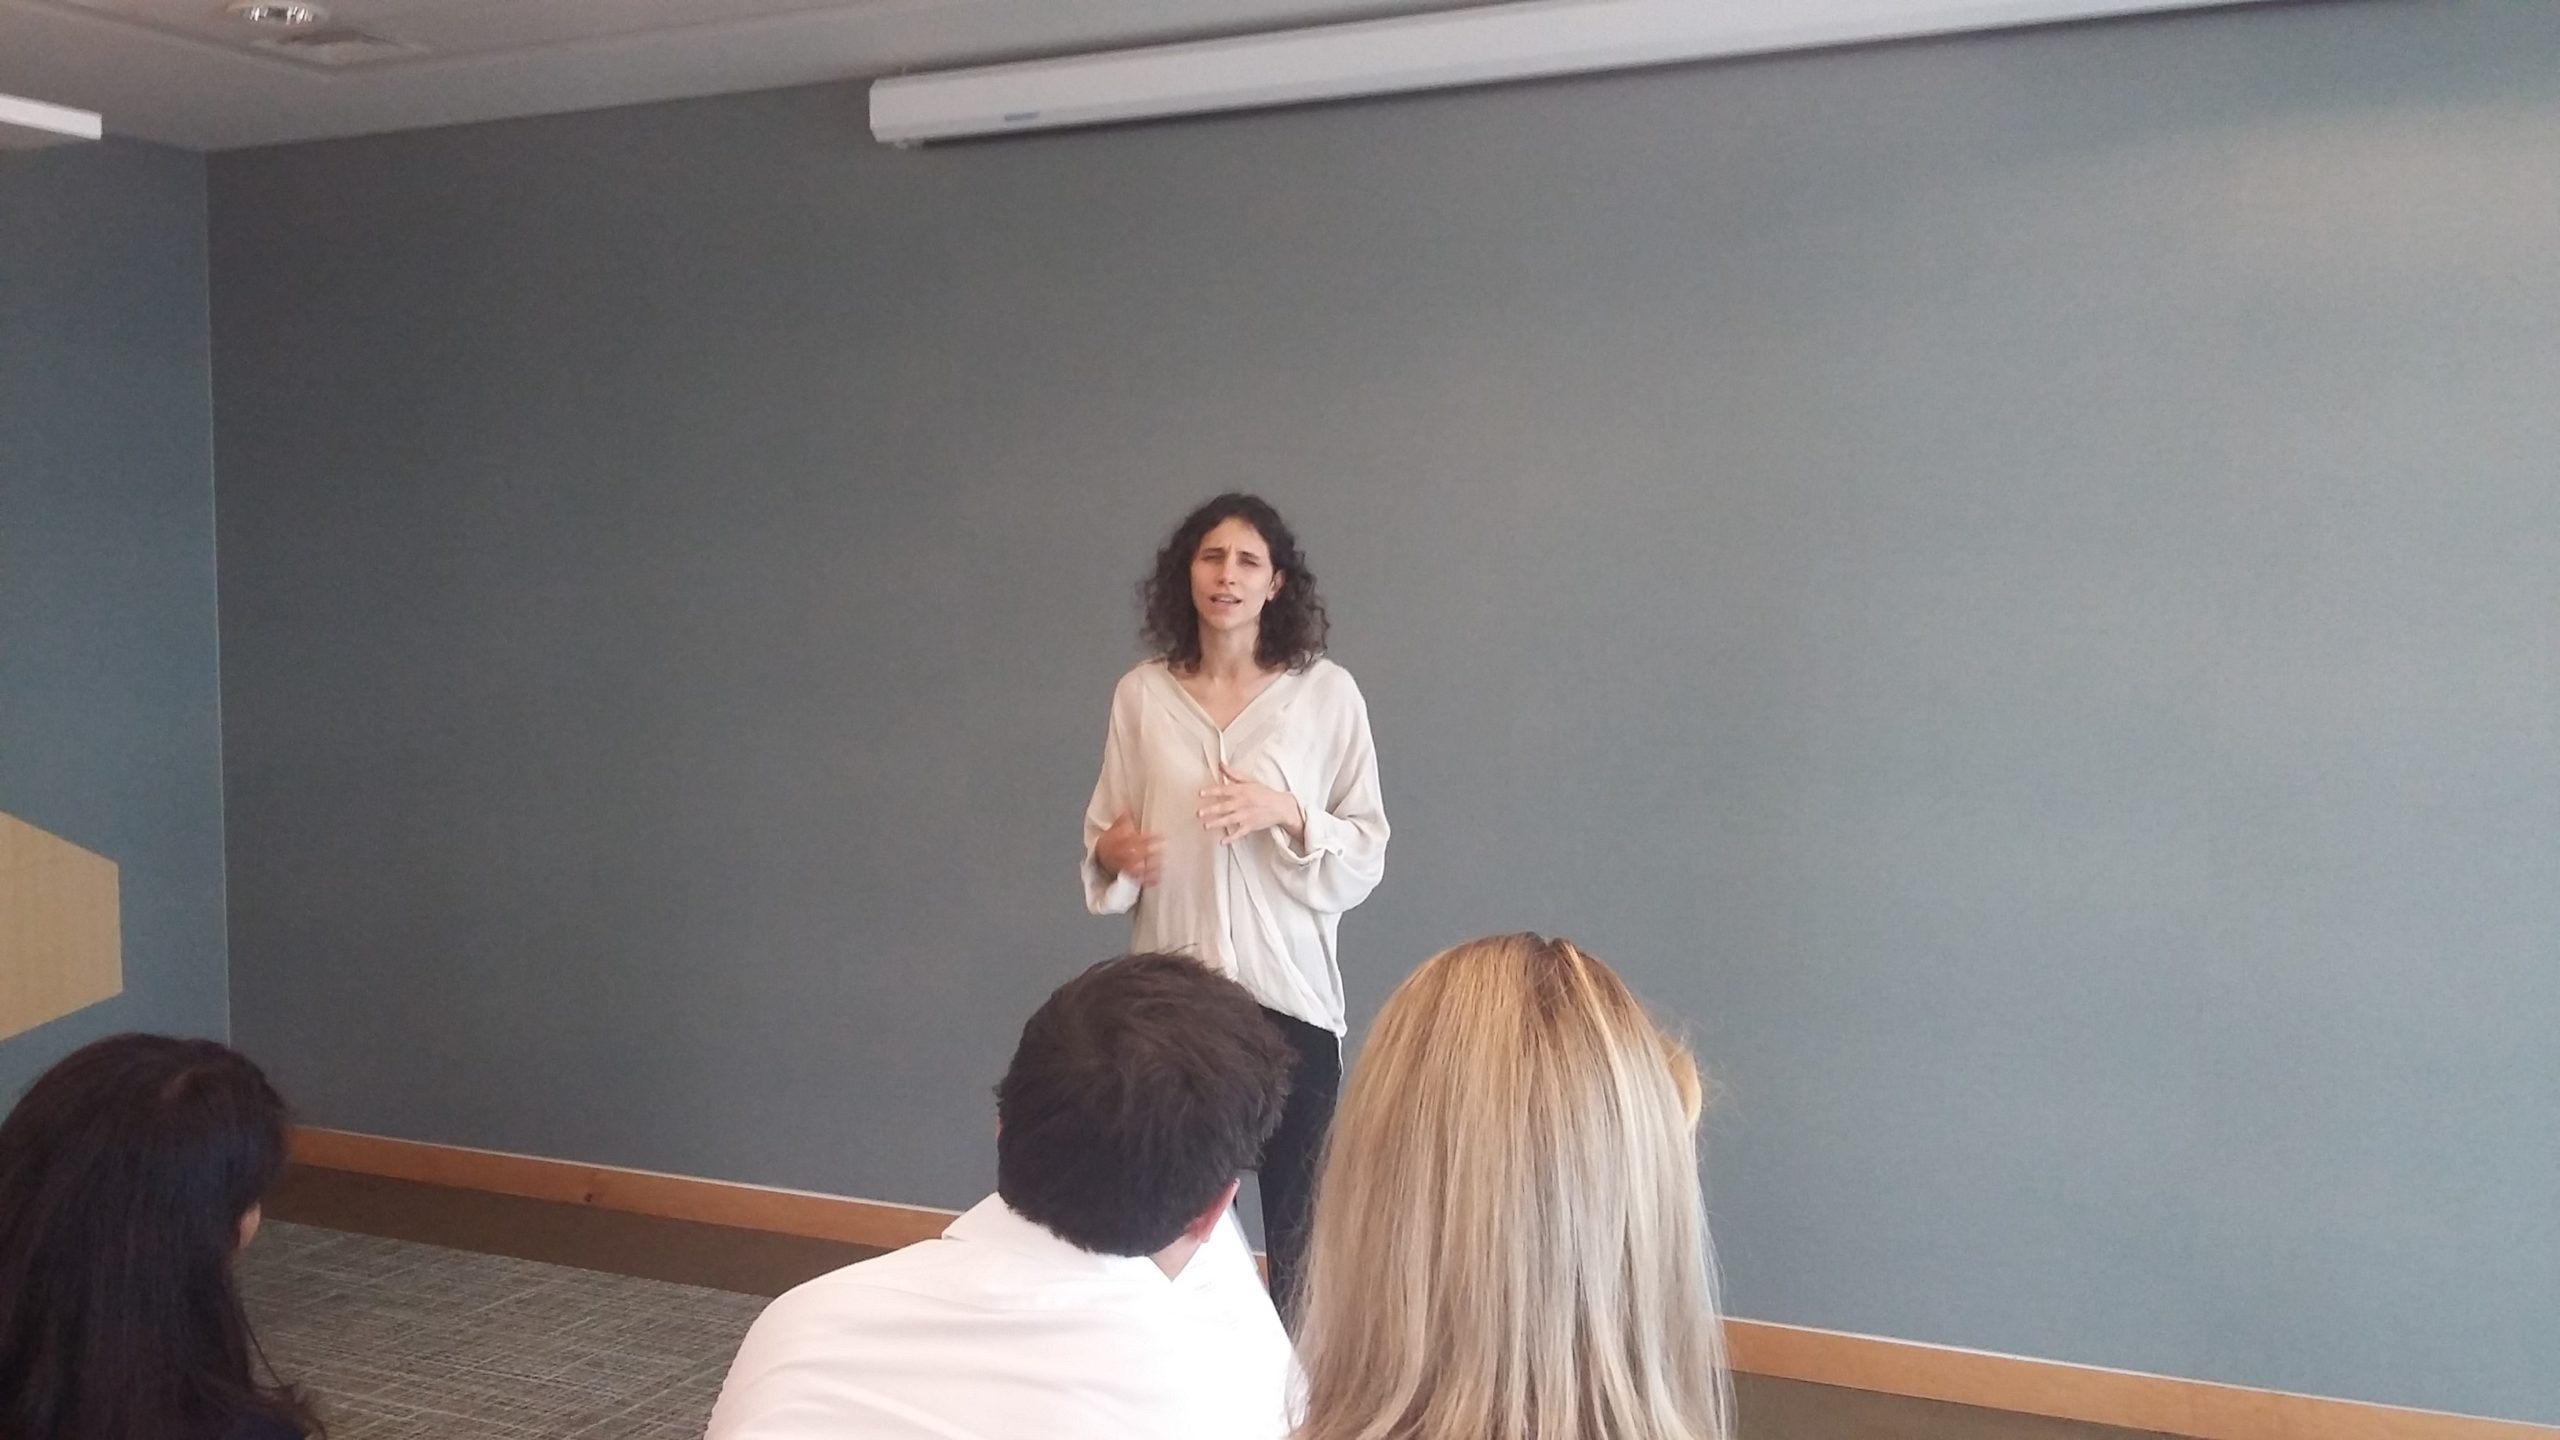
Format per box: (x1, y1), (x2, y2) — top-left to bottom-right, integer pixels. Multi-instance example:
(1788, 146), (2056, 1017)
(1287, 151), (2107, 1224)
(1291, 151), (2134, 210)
(237, 1202), (263, 1253)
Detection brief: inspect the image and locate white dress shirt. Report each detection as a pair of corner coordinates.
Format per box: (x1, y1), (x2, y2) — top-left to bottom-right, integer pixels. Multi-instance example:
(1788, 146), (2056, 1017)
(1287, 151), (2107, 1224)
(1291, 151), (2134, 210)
(1082, 658), (1389, 1035)
(705, 1196), (1294, 1440)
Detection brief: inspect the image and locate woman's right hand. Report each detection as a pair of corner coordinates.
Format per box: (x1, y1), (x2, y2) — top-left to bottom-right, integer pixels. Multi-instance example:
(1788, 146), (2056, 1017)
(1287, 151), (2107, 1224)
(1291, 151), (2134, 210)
(1096, 811), (1165, 887)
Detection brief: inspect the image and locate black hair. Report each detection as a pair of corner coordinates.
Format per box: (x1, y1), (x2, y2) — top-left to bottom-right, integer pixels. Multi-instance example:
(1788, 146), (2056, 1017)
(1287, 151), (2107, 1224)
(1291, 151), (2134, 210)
(1140, 493), (1329, 673)
(995, 954), (1294, 1255)
(0, 1033), (318, 1440)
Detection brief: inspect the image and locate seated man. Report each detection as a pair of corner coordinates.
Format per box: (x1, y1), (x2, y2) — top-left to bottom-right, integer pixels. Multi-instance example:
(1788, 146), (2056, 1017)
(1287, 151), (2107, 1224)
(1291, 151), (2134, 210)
(706, 952), (1298, 1440)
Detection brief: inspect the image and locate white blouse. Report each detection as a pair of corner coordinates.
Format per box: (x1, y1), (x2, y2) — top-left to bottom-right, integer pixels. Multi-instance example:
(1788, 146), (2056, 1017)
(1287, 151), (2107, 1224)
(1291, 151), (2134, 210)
(1082, 658), (1388, 1035)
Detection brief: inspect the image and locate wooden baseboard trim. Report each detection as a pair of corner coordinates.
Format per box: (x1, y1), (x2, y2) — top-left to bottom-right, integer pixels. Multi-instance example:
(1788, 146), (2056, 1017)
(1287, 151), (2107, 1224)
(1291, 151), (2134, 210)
(290, 1126), (953, 1251)
(291, 1127), (2552, 1440)
(1725, 1321), (2553, 1440)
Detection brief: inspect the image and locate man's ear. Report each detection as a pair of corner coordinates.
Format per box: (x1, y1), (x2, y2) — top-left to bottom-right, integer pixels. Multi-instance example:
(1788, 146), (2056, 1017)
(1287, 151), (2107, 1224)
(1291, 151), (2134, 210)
(1186, 1177), (1243, 1243)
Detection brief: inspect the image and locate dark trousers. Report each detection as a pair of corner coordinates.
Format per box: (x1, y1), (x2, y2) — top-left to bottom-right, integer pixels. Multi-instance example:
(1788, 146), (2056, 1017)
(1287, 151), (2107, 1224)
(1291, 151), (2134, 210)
(1254, 1005), (1341, 1326)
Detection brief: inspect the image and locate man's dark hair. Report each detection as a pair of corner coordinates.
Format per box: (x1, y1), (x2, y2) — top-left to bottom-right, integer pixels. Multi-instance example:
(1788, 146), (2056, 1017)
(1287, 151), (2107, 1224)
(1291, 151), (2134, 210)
(996, 954), (1293, 1256)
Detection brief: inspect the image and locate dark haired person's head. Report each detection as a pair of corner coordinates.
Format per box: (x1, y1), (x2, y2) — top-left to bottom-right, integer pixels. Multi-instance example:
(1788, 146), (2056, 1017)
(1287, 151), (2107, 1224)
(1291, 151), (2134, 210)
(0, 1033), (317, 1440)
(995, 954), (1293, 1257)
(1141, 493), (1329, 674)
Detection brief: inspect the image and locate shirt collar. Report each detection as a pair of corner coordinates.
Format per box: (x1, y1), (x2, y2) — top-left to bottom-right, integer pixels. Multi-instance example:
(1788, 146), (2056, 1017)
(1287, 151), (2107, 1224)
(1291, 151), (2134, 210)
(944, 1195), (1175, 1287)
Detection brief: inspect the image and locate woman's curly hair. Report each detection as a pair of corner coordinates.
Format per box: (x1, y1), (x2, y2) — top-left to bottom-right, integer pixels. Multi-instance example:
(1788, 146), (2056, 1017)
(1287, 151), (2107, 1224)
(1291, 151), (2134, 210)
(1141, 493), (1329, 675)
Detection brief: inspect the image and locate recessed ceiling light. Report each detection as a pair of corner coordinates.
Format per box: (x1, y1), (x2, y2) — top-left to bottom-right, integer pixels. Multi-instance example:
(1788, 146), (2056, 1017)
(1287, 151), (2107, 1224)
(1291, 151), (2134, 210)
(226, 1), (326, 26)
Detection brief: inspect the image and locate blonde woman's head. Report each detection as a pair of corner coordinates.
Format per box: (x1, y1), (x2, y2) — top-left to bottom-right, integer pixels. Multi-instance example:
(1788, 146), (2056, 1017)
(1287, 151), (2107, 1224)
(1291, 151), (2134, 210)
(1293, 934), (1731, 1440)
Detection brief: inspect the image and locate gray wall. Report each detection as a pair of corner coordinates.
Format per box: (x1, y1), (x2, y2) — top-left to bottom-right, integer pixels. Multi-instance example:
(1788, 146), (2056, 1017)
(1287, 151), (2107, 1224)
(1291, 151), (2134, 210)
(210, 0), (2560, 1422)
(0, 140), (230, 1100)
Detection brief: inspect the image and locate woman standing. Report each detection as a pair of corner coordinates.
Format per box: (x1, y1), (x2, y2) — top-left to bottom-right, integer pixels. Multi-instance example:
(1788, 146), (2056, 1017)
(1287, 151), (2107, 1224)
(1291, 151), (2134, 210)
(1083, 493), (1388, 1317)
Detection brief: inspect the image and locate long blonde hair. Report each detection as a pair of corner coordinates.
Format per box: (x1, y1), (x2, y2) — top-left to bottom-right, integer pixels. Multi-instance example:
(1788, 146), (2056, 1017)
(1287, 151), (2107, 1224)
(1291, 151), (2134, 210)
(1292, 934), (1732, 1440)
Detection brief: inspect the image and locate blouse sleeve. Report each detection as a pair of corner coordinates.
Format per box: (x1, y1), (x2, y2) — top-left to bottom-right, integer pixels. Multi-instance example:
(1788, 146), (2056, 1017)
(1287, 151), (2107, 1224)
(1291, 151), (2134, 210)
(1082, 680), (1143, 916)
(1270, 673), (1388, 915)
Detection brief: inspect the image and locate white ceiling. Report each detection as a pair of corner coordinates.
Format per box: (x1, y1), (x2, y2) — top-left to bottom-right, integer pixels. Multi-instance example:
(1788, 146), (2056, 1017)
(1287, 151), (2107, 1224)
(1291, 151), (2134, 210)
(0, 0), (2252, 152)
(0, 0), (1499, 149)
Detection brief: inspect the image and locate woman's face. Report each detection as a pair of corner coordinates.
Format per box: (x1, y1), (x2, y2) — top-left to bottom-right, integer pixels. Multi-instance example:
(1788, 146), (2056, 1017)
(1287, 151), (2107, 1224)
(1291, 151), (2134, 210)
(1191, 516), (1283, 638)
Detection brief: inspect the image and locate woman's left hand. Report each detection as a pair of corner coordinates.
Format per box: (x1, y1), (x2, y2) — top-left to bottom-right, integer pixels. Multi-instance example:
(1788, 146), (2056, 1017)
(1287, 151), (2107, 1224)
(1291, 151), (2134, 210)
(1199, 769), (1307, 846)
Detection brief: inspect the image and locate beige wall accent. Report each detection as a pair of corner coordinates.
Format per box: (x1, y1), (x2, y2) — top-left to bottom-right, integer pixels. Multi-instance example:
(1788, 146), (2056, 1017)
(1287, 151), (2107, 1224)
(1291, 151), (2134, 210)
(293, 1126), (2558, 1440)
(0, 811), (123, 1042)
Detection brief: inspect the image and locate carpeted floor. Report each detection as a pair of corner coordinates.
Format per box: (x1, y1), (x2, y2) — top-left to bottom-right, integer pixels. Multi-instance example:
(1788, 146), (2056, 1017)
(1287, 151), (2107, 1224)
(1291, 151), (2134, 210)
(240, 1221), (763, 1439)
(247, 1169), (2188, 1440)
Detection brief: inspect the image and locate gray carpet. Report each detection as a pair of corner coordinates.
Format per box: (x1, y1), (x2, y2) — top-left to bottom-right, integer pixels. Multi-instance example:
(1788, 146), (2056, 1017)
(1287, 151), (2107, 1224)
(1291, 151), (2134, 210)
(238, 1213), (2178, 1440)
(239, 1221), (765, 1439)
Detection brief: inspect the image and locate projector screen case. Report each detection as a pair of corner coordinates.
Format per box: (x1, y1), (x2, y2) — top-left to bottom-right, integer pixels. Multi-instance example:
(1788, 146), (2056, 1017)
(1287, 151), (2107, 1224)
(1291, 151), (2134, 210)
(868, 0), (2268, 145)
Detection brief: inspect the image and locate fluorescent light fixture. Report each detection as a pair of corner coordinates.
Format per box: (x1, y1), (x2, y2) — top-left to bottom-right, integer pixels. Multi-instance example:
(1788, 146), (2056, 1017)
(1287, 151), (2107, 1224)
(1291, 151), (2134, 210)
(872, 0), (2268, 145)
(0, 92), (103, 149)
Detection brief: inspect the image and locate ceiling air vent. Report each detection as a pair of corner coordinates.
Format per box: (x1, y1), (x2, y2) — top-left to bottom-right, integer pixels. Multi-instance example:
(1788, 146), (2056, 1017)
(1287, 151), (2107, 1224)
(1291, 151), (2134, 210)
(253, 27), (420, 66)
